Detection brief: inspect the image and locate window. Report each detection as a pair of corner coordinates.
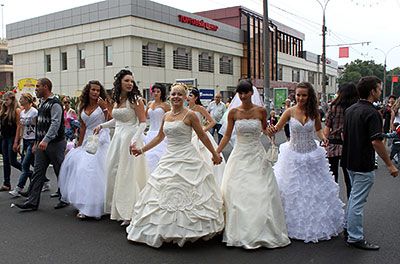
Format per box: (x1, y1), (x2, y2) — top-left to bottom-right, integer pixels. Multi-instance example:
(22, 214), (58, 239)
(292, 68), (300, 83)
(308, 71), (315, 84)
(79, 49), (86, 69)
(219, 55), (233, 75)
(277, 64), (283, 81)
(173, 47), (191, 70)
(199, 52), (214, 73)
(61, 52), (67, 71)
(105, 45), (113, 66)
(45, 54), (51, 72)
(142, 43), (165, 68)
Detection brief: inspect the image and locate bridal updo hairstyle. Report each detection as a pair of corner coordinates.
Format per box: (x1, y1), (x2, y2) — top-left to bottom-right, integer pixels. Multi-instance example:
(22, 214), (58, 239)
(151, 83), (167, 102)
(236, 79), (253, 94)
(189, 88), (202, 106)
(112, 69), (141, 105)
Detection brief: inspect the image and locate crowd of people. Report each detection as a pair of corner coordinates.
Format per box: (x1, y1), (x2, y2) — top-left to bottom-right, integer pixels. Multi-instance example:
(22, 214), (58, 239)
(0, 71), (398, 251)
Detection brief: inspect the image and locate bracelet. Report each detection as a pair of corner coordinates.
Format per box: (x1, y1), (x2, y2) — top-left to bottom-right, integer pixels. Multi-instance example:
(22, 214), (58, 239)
(102, 108), (108, 112)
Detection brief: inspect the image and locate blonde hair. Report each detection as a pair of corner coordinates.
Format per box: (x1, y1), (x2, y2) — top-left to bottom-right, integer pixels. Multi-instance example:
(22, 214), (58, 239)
(20, 93), (37, 109)
(393, 98), (400, 116)
(170, 83), (189, 95)
(0, 91), (19, 124)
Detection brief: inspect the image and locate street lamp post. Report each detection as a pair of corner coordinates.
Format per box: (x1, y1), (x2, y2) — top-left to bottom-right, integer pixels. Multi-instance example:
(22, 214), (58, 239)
(375, 44), (400, 99)
(315, 0), (331, 104)
(263, 0), (270, 111)
(1, 4), (4, 40)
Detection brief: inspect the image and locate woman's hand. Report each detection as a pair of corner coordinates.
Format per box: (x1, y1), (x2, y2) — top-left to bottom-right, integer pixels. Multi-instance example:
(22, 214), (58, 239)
(93, 125), (102, 135)
(320, 137), (329, 147)
(12, 142), (19, 153)
(129, 143), (142, 156)
(212, 153), (222, 165)
(266, 125), (278, 137)
(98, 97), (107, 110)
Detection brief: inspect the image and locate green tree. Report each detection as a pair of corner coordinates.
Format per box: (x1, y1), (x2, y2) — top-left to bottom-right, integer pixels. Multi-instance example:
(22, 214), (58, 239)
(338, 59), (385, 91)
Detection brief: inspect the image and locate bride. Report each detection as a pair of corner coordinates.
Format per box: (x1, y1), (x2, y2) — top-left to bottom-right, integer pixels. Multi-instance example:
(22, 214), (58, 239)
(127, 83), (224, 248)
(217, 79), (290, 249)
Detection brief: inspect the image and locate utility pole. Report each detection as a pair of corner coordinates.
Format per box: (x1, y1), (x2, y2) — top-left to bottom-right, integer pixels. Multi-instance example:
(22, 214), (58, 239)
(315, 0), (330, 104)
(1, 4), (4, 40)
(263, 0), (270, 111)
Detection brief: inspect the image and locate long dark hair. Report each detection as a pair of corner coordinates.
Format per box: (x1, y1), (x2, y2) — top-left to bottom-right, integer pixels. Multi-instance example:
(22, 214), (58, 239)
(151, 83), (167, 102)
(296, 82), (319, 120)
(112, 69), (141, 105)
(331, 83), (358, 110)
(189, 88), (203, 106)
(79, 80), (107, 115)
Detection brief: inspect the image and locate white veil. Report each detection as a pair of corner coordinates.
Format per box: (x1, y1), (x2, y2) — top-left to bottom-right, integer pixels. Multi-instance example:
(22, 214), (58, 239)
(219, 86), (264, 145)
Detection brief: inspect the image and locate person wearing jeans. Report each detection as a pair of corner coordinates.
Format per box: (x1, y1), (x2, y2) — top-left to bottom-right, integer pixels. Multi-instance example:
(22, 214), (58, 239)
(342, 76), (398, 250)
(0, 91), (22, 191)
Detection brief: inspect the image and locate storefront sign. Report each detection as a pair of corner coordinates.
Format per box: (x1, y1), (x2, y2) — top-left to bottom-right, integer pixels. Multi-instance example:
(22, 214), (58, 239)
(178, 15), (219, 31)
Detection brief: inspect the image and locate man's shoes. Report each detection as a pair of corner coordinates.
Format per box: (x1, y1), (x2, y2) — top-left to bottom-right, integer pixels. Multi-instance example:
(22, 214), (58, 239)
(347, 240), (380, 250)
(41, 182), (51, 192)
(50, 192), (60, 198)
(14, 202), (38, 211)
(19, 191), (29, 198)
(54, 201), (69, 209)
(0, 185), (11, 191)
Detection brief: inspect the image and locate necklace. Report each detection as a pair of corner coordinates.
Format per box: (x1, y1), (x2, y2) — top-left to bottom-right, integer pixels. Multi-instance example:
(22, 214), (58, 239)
(188, 104), (196, 110)
(172, 109), (183, 116)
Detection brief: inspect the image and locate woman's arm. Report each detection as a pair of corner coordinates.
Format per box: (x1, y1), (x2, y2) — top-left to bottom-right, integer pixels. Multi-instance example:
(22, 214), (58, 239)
(390, 110), (395, 131)
(198, 106), (216, 131)
(315, 114), (328, 145)
(77, 120), (86, 147)
(190, 111), (221, 164)
(266, 108), (291, 136)
(130, 118), (166, 156)
(131, 99), (147, 145)
(13, 108), (22, 152)
(216, 110), (235, 153)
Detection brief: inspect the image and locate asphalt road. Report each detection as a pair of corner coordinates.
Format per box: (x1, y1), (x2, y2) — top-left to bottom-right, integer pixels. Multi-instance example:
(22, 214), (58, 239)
(0, 132), (399, 264)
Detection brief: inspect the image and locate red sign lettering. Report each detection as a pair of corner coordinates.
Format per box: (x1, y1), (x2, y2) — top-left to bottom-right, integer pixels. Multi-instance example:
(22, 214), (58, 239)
(178, 15), (219, 31)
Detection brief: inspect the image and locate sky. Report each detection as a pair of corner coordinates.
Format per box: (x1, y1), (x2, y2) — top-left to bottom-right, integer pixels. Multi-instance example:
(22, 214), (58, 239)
(1, 0), (400, 70)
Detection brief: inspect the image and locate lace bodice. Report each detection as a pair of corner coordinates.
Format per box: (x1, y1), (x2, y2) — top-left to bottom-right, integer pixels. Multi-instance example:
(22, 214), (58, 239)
(163, 121), (192, 145)
(289, 118), (317, 153)
(235, 119), (262, 145)
(148, 108), (165, 132)
(112, 100), (138, 126)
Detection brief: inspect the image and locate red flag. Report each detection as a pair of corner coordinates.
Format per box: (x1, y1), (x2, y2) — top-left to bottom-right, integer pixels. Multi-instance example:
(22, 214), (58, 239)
(393, 76), (399, 83)
(339, 47), (349, 58)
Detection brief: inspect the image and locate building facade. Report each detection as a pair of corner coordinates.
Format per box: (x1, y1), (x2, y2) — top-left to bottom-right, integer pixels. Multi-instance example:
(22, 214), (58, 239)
(0, 40), (13, 90)
(6, 0), (242, 98)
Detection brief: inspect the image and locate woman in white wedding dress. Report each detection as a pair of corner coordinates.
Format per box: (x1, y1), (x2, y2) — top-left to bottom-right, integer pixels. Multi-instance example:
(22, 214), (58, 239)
(268, 82), (344, 243)
(217, 80), (290, 249)
(144, 83), (170, 174)
(59, 80), (111, 219)
(187, 88), (225, 187)
(127, 83), (224, 248)
(94, 69), (148, 226)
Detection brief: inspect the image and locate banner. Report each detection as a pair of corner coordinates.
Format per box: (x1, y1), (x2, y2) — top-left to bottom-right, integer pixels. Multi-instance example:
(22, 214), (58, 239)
(17, 78), (37, 92)
(339, 47), (349, 58)
(392, 76), (399, 83)
(273, 88), (288, 111)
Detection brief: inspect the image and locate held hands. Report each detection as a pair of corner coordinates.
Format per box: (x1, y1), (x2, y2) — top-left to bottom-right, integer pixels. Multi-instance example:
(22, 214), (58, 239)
(93, 125), (102, 135)
(129, 142), (142, 156)
(212, 153), (222, 165)
(266, 125), (278, 137)
(320, 137), (329, 147)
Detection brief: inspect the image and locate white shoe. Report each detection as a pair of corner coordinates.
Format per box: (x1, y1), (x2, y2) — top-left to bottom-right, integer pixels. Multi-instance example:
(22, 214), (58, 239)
(9, 186), (23, 197)
(42, 182), (50, 192)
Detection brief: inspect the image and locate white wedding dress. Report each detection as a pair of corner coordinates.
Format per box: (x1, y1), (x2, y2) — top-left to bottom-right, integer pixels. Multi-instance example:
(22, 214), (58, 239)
(59, 106), (110, 218)
(126, 117), (224, 248)
(104, 100), (148, 221)
(273, 118), (344, 243)
(144, 107), (167, 174)
(222, 119), (291, 249)
(191, 112), (226, 187)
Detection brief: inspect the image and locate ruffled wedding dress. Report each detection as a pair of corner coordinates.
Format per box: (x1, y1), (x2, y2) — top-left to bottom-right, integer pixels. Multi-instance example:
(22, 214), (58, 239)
(273, 118), (344, 243)
(144, 107), (167, 174)
(126, 119), (224, 248)
(104, 101), (148, 221)
(222, 119), (290, 249)
(59, 107), (109, 218)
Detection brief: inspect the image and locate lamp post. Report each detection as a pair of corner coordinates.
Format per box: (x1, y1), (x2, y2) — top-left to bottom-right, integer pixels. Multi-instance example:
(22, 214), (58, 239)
(375, 44), (400, 99)
(263, 0), (270, 111)
(315, 0), (331, 104)
(1, 4), (4, 40)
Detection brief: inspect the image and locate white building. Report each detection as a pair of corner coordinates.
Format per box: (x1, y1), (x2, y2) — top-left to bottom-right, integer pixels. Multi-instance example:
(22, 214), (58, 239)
(6, 0), (242, 97)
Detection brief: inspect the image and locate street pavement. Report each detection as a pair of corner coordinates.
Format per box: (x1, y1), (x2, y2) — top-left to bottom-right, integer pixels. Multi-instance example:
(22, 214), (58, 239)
(0, 132), (400, 264)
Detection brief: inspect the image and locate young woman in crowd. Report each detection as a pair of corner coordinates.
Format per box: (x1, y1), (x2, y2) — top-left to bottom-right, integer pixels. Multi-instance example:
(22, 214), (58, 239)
(94, 69), (147, 226)
(143, 83), (170, 174)
(188, 88), (225, 187)
(323, 83), (359, 199)
(217, 79), (290, 249)
(268, 82), (344, 243)
(9, 93), (38, 197)
(0, 92), (22, 191)
(127, 83), (224, 248)
(59, 80), (111, 219)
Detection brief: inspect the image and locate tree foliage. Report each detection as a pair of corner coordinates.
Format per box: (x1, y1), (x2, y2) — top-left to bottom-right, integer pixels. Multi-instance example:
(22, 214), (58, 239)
(338, 59), (384, 86)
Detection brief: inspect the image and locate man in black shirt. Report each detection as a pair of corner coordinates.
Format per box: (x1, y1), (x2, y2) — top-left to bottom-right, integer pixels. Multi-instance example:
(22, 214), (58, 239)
(343, 76), (398, 250)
